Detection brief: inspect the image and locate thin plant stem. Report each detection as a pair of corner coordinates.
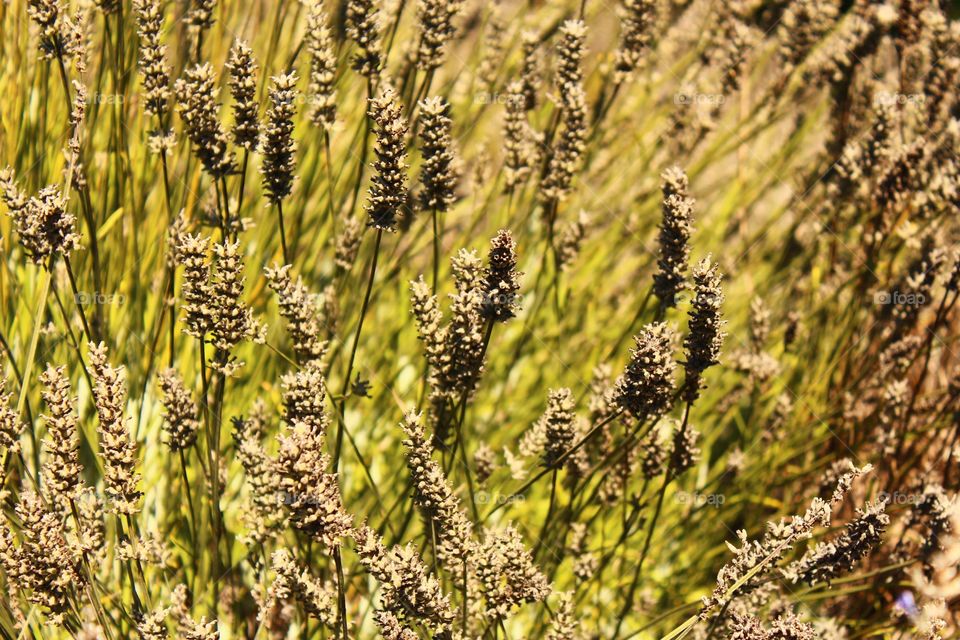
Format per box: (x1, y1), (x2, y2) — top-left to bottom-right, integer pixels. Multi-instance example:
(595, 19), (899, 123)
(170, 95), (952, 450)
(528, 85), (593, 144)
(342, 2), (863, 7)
(277, 200), (291, 264)
(335, 228), (383, 471)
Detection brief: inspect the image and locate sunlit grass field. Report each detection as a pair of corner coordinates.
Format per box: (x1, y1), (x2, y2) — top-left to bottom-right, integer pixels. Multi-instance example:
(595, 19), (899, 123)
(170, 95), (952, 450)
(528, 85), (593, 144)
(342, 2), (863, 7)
(0, 0), (958, 638)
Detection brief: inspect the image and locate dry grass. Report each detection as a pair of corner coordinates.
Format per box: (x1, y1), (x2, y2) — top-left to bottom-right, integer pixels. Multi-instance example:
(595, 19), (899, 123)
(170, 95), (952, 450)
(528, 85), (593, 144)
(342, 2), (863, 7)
(0, 0), (958, 638)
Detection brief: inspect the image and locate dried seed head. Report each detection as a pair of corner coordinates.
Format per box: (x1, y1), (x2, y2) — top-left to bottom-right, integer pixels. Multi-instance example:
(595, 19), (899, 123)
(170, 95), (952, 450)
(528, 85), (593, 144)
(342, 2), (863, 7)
(726, 613), (816, 640)
(281, 360), (329, 436)
(476, 525), (551, 620)
(305, 2), (337, 130)
(132, 0), (171, 120)
(0, 372), (25, 454)
(439, 250), (486, 398)
(573, 553), (598, 582)
(683, 257), (725, 403)
(373, 610), (420, 640)
(89, 342), (142, 515)
(260, 73), (299, 204)
(266, 549), (336, 626)
(540, 20), (587, 201)
(921, 11), (960, 129)
(185, 0), (216, 28)
(717, 19), (753, 97)
(599, 444), (637, 505)
(670, 423), (700, 476)
(587, 362), (616, 425)
(415, 0), (463, 71)
(265, 264), (328, 363)
(784, 499), (889, 585)
(539, 82), (586, 203)
(614, 322), (677, 419)
(276, 423), (351, 549)
(704, 500), (832, 613)
(614, 0), (657, 80)
(777, 0), (839, 75)
(769, 614), (817, 640)
(478, 8), (506, 91)
(503, 81), (539, 191)
(158, 368), (199, 450)
(73, 487), (105, 555)
(474, 443), (496, 483)
(335, 217), (364, 269)
(180, 616), (218, 640)
(346, 0), (382, 76)
(556, 211), (588, 271)
(0, 173), (80, 265)
(176, 232), (213, 338)
(887, 241), (946, 335)
(39, 365), (82, 505)
(354, 524), (456, 632)
(783, 310), (800, 349)
(749, 296), (770, 349)
(175, 63), (235, 178)
(704, 467), (873, 613)
(875, 138), (927, 214)
(555, 20), (587, 94)
(520, 31), (542, 111)
(10, 491), (83, 624)
(417, 96), (459, 213)
(640, 429), (667, 479)
(226, 39), (261, 151)
(136, 607), (169, 639)
(148, 129), (177, 155)
(546, 592), (579, 640)
(320, 284), (339, 336)
(63, 81), (89, 190)
(27, 0), (79, 60)
(209, 240), (260, 357)
(540, 388), (577, 469)
(410, 275), (448, 390)
(367, 85), (409, 231)
(0, 168), (29, 222)
(233, 403), (285, 543)
(653, 166), (694, 309)
(399, 412), (473, 563)
(482, 229), (522, 322)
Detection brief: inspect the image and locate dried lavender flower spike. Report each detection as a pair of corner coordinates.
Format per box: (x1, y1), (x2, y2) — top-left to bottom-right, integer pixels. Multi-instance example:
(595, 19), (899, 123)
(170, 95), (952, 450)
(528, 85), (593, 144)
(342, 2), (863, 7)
(39, 365), (82, 505)
(653, 166), (694, 310)
(346, 0), (382, 76)
(132, 0), (171, 121)
(158, 368), (200, 450)
(683, 256), (725, 403)
(305, 1), (337, 130)
(175, 63), (235, 178)
(482, 229), (522, 322)
(260, 72), (299, 205)
(226, 39), (261, 151)
(417, 96), (459, 214)
(89, 342), (142, 515)
(614, 322), (677, 419)
(366, 84), (409, 231)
